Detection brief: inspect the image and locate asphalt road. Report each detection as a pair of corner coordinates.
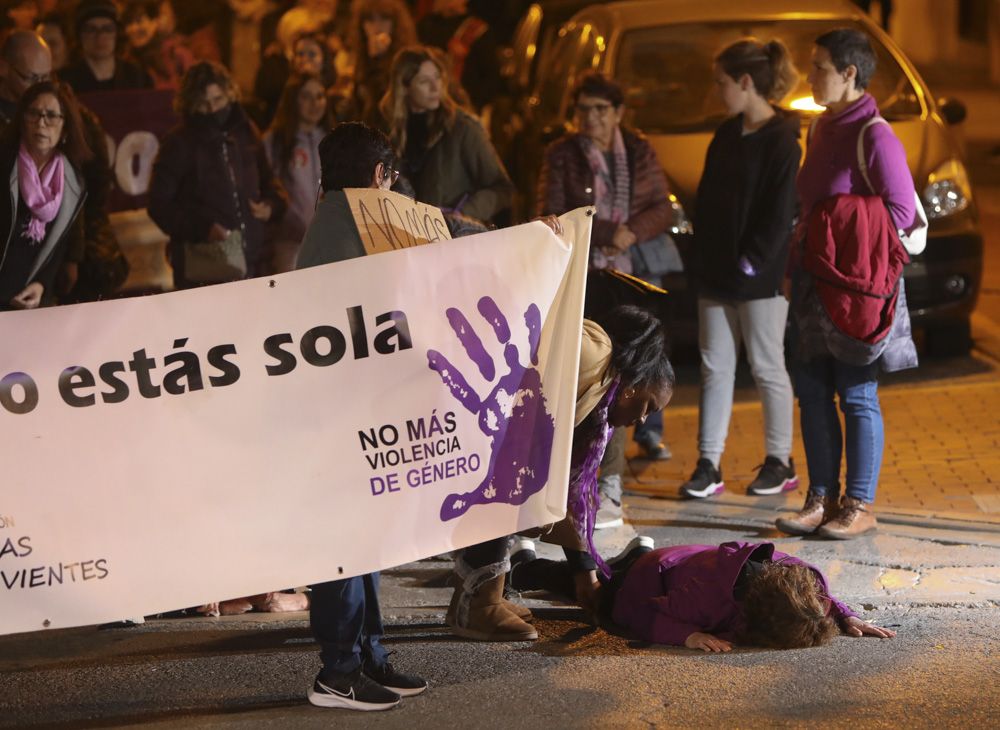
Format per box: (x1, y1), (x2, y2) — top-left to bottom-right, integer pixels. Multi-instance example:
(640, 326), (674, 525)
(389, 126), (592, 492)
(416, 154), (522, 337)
(2, 509), (997, 729)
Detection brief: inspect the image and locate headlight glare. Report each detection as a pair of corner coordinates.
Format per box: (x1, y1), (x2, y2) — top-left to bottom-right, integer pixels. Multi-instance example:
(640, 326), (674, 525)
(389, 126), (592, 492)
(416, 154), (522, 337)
(923, 158), (970, 219)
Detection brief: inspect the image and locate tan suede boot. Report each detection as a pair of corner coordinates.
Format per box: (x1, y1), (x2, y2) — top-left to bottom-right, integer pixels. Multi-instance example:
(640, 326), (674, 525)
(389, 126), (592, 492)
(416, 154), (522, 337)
(775, 491), (839, 535)
(445, 577), (533, 625)
(817, 496), (878, 539)
(449, 574), (538, 642)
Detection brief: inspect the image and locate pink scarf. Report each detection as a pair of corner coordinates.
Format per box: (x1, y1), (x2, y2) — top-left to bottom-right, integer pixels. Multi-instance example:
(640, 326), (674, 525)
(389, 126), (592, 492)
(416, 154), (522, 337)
(579, 126), (632, 272)
(17, 144), (65, 244)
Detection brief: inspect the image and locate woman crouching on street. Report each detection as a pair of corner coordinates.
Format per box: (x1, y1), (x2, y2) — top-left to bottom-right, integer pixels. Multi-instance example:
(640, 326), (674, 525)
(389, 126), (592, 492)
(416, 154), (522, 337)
(446, 305), (675, 641)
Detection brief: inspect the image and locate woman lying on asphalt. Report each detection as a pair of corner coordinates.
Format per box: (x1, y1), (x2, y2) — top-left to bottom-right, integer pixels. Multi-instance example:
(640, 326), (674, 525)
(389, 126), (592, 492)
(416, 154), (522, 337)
(509, 538), (896, 650)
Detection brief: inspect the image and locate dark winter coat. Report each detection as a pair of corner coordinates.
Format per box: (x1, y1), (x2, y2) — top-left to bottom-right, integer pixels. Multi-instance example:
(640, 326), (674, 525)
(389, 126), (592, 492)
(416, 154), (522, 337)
(693, 111), (801, 300)
(60, 58), (152, 94)
(536, 128), (671, 252)
(1, 143), (86, 306)
(406, 108), (512, 223)
(148, 104), (286, 284)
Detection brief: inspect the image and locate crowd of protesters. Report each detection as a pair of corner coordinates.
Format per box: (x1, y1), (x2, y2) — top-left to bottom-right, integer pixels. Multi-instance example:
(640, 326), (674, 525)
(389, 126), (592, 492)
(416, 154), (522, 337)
(1, 0), (909, 713)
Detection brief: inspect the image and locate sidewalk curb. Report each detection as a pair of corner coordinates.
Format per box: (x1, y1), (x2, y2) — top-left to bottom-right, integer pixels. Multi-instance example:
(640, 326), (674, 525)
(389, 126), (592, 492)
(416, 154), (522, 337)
(627, 489), (1000, 534)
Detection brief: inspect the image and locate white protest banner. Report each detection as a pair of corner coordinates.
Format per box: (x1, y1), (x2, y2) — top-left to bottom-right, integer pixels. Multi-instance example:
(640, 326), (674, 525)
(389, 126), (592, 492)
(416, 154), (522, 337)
(0, 208), (593, 636)
(344, 188), (452, 255)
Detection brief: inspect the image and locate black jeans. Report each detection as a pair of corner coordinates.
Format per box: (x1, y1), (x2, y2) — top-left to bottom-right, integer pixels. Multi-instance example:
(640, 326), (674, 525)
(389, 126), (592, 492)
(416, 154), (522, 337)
(510, 548), (648, 616)
(309, 572), (389, 675)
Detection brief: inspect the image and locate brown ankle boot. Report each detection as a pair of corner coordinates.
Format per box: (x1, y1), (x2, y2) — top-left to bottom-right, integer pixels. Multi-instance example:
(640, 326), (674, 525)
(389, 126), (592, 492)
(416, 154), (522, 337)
(445, 574), (533, 625)
(818, 496), (878, 539)
(775, 491), (839, 535)
(449, 574), (538, 641)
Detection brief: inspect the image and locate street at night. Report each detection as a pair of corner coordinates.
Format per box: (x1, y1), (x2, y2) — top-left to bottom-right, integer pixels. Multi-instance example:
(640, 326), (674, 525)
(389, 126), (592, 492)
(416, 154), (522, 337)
(3, 0), (1000, 727)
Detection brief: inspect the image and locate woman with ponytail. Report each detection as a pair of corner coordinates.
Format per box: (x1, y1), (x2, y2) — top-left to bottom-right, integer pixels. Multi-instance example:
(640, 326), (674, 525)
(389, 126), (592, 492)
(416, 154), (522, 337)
(678, 38), (802, 501)
(446, 306), (674, 641)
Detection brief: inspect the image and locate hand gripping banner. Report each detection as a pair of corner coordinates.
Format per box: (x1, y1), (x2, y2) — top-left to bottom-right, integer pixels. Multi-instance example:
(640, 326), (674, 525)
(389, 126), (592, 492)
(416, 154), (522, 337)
(0, 209), (592, 635)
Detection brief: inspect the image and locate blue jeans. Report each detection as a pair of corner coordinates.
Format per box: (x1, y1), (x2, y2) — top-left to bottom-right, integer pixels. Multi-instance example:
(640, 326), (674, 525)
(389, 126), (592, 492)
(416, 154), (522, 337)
(792, 357), (883, 503)
(309, 572), (389, 675)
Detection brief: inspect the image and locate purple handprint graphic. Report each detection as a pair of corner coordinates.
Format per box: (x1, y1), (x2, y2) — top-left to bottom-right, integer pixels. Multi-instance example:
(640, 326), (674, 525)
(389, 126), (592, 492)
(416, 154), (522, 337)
(427, 296), (555, 521)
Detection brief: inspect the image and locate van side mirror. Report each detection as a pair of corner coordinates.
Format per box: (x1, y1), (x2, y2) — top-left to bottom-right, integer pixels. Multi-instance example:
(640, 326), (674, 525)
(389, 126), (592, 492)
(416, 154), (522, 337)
(938, 97), (967, 126)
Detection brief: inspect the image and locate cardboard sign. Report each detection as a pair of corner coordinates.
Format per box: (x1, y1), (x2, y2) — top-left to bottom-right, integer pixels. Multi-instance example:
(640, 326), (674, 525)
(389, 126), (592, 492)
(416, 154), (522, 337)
(345, 188), (452, 255)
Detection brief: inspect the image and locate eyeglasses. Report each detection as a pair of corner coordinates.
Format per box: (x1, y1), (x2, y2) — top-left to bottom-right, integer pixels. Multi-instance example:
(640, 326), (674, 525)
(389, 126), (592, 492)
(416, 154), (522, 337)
(25, 108), (65, 125)
(11, 67), (50, 86)
(381, 164), (400, 185)
(575, 102), (614, 117)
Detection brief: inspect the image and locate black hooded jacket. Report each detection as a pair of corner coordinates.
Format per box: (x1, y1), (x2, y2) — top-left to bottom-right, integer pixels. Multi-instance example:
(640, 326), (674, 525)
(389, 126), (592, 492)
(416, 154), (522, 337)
(693, 109), (801, 300)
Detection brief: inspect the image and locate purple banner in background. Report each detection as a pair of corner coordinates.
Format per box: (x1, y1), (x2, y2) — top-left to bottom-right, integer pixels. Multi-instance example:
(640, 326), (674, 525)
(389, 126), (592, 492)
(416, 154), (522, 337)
(77, 88), (178, 213)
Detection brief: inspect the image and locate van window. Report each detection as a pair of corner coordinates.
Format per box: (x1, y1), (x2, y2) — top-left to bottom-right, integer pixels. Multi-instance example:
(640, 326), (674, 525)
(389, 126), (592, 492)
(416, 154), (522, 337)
(615, 19), (922, 134)
(535, 22), (605, 122)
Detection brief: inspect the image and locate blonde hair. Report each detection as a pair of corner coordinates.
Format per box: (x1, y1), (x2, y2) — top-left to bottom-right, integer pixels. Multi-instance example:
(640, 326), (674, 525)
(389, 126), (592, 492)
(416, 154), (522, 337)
(715, 38), (799, 102)
(379, 45), (456, 154)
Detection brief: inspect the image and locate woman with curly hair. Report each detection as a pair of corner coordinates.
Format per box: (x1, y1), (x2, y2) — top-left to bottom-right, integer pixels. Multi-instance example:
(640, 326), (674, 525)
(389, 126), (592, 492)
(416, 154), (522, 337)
(509, 539), (896, 650)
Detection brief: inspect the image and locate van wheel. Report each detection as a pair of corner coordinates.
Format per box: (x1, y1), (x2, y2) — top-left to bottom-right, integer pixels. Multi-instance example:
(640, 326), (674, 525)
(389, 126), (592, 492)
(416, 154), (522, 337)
(925, 318), (972, 357)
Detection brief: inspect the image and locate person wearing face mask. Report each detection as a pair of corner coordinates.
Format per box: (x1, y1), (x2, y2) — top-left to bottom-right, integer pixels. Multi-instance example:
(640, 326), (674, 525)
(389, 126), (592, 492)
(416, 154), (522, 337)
(263, 73), (332, 272)
(121, 0), (194, 91)
(148, 61), (287, 289)
(380, 45), (512, 226)
(60, 0), (152, 94)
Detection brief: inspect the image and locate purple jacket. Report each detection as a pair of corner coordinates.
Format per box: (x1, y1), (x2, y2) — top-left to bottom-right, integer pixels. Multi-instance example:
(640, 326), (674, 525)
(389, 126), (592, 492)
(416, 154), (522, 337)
(611, 542), (857, 646)
(797, 93), (916, 232)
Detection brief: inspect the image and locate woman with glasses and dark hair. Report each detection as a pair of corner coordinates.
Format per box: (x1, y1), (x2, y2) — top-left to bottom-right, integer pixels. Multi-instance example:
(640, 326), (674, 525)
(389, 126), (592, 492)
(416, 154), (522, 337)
(537, 71), (679, 528)
(0, 80), (91, 309)
(148, 60), (286, 289)
(380, 45), (513, 226)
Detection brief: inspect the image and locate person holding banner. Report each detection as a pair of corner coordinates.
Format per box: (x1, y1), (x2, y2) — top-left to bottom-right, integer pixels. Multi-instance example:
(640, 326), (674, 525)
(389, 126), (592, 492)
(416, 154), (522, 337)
(296, 121), (428, 711)
(148, 60), (287, 289)
(0, 79), (91, 309)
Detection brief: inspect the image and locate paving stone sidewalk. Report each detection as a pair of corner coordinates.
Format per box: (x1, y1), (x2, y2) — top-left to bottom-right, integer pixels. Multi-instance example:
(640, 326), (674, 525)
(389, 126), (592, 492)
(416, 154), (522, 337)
(625, 370), (1000, 521)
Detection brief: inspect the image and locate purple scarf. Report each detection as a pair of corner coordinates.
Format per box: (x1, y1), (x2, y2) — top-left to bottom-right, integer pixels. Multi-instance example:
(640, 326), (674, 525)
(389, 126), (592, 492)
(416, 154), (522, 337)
(579, 126), (632, 273)
(17, 144), (65, 244)
(568, 379), (619, 578)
